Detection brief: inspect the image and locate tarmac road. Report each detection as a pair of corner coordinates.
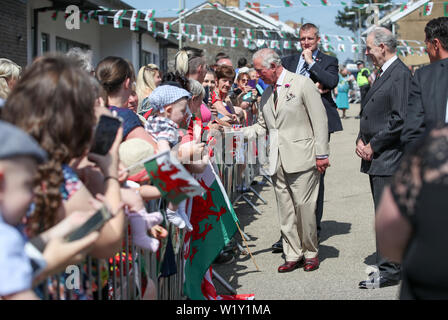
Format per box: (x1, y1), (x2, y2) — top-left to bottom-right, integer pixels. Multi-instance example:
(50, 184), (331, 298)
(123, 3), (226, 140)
(214, 103), (400, 300)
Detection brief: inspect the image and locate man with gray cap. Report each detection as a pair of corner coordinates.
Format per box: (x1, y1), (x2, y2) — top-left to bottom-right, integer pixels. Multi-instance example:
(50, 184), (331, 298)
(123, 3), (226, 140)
(356, 27), (412, 289)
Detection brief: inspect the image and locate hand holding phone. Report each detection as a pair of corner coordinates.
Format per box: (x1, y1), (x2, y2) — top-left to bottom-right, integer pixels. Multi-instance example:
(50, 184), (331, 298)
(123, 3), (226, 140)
(90, 115), (122, 155)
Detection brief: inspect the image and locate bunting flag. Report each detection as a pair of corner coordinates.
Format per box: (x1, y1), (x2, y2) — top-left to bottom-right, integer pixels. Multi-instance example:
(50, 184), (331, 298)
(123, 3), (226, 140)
(51, 11), (58, 21)
(351, 44), (359, 53)
(322, 34), (330, 42)
(88, 10), (96, 20)
(177, 8), (186, 15)
(321, 0), (329, 6)
(322, 43), (334, 51)
(256, 39), (266, 48)
(349, 36), (355, 43)
(212, 3), (220, 9)
(230, 27), (238, 38)
(295, 42), (301, 51)
(217, 37), (225, 47)
(246, 28), (255, 39)
(284, 0), (293, 6)
(231, 38), (239, 48)
(212, 26), (221, 37)
(182, 162), (241, 300)
(284, 41), (291, 49)
(163, 22), (172, 34)
(445, 2), (448, 16)
(401, 40), (410, 46)
(82, 12), (90, 23)
(262, 30), (271, 38)
(400, 3), (408, 12)
(246, 2), (254, 8)
(277, 31), (286, 38)
(301, 0), (310, 6)
(197, 25), (205, 36)
(145, 9), (155, 21)
(98, 15), (108, 25)
(243, 38), (253, 48)
(113, 10), (127, 29)
(341, 1), (348, 6)
(336, 35), (344, 41)
(181, 23), (189, 35)
(147, 19), (156, 32)
(143, 151), (204, 205)
(337, 43), (345, 52)
(130, 10), (140, 31)
(423, 2), (433, 16)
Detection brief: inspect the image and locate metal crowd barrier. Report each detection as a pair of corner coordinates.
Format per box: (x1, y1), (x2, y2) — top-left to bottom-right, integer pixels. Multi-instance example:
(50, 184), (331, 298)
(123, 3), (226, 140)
(40, 109), (271, 300)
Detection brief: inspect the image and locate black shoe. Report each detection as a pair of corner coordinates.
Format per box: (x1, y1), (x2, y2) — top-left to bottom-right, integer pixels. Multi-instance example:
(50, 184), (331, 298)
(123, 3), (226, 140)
(213, 251), (235, 265)
(271, 237), (283, 253)
(358, 272), (400, 289)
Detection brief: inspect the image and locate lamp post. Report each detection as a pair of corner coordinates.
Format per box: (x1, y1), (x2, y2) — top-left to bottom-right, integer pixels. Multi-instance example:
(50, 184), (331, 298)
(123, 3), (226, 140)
(347, 10), (362, 60)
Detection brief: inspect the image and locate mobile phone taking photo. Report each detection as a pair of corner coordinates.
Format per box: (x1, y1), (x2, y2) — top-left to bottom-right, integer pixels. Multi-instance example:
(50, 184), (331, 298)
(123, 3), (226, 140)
(90, 115), (122, 155)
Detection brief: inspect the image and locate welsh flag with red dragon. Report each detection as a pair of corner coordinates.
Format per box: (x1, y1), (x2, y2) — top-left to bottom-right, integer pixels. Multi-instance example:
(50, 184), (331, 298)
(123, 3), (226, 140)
(183, 161), (254, 300)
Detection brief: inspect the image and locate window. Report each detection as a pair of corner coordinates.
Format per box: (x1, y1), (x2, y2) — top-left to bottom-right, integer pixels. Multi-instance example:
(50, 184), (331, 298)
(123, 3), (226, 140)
(142, 50), (153, 65)
(41, 33), (50, 54)
(55, 37), (89, 53)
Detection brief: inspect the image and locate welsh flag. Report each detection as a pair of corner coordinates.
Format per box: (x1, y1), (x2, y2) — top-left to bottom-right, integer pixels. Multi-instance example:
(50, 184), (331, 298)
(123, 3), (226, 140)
(98, 15), (108, 25)
(197, 25), (205, 37)
(400, 3), (408, 12)
(321, 0), (329, 6)
(246, 28), (255, 39)
(147, 19), (156, 32)
(82, 12), (90, 23)
(262, 29), (271, 38)
(301, 0), (310, 6)
(130, 10), (140, 31)
(217, 37), (226, 47)
(230, 27), (238, 38)
(284, 0), (293, 7)
(143, 151), (205, 205)
(277, 31), (286, 38)
(423, 2), (433, 16)
(145, 9), (155, 21)
(341, 1), (348, 6)
(352, 44), (359, 53)
(336, 35), (344, 41)
(114, 10), (127, 29)
(163, 22), (172, 35)
(212, 26), (221, 37)
(349, 36), (355, 43)
(284, 41), (291, 49)
(231, 38), (239, 48)
(338, 43), (345, 52)
(322, 34), (330, 42)
(243, 38), (253, 48)
(246, 2), (254, 8)
(183, 162), (248, 300)
(181, 23), (189, 35)
(51, 10), (58, 21)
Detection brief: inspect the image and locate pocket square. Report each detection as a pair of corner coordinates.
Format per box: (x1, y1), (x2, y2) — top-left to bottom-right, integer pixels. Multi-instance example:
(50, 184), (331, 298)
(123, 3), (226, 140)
(286, 93), (296, 101)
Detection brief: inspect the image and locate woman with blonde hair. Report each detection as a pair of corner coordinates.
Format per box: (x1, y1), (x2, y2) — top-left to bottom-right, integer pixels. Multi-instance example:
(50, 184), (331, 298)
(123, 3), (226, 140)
(0, 58), (21, 100)
(136, 63), (161, 115)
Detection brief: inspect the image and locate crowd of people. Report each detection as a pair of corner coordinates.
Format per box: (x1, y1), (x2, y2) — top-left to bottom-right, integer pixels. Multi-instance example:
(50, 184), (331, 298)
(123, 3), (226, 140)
(0, 15), (447, 300)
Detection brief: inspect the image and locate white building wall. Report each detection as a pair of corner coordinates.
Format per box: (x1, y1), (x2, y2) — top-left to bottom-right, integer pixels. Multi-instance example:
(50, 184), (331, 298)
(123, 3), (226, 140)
(27, 0), (159, 71)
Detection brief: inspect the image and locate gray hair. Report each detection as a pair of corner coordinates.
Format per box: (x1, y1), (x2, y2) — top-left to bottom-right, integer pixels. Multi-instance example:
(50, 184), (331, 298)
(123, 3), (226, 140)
(369, 27), (397, 53)
(252, 49), (282, 68)
(66, 47), (93, 72)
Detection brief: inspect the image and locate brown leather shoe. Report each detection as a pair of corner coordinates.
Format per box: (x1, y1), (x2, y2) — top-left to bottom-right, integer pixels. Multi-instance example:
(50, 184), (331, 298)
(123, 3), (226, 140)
(278, 259), (304, 273)
(304, 257), (319, 272)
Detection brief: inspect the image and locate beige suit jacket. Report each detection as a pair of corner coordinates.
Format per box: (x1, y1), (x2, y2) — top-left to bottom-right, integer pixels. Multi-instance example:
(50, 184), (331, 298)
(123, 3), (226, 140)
(243, 69), (329, 175)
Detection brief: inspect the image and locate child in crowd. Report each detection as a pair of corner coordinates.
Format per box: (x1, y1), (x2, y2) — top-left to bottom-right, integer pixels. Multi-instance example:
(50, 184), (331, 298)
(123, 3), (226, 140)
(0, 121), (100, 300)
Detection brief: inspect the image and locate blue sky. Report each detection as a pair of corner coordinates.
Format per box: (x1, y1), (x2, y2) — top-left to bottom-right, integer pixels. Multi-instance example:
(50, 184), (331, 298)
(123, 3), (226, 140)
(123, 0), (401, 64)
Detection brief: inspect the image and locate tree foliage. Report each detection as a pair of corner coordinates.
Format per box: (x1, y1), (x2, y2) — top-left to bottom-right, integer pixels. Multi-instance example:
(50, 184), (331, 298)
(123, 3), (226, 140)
(335, 0), (392, 33)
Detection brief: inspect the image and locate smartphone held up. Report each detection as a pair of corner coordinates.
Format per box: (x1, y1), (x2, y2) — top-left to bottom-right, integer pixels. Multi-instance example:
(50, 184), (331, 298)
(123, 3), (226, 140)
(90, 115), (122, 155)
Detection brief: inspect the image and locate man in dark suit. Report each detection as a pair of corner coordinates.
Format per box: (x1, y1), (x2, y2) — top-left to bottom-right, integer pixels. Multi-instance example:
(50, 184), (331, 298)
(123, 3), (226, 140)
(356, 27), (412, 289)
(270, 23), (342, 253)
(401, 17), (448, 148)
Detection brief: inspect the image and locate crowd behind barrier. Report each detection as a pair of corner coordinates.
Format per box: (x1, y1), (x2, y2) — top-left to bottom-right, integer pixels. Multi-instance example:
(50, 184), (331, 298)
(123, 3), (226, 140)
(39, 111), (266, 300)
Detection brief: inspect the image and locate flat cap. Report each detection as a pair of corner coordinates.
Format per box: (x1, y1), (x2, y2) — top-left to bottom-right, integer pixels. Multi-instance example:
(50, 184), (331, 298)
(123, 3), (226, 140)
(0, 120), (47, 163)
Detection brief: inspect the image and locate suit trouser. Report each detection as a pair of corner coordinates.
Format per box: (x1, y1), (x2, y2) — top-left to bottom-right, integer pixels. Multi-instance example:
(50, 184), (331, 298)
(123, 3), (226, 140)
(315, 134), (330, 237)
(271, 160), (320, 261)
(369, 175), (401, 281)
(359, 85), (370, 116)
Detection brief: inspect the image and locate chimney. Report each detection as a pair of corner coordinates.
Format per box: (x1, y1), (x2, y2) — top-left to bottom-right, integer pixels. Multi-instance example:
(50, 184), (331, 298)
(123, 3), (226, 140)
(210, 0), (240, 7)
(251, 2), (261, 13)
(269, 12), (279, 21)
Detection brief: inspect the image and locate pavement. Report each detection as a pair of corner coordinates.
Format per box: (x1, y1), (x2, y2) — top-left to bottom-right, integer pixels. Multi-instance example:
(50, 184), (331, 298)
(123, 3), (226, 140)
(213, 103), (400, 300)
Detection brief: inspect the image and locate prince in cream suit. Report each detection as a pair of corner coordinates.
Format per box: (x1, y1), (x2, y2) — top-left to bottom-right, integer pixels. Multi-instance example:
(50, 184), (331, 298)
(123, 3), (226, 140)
(243, 49), (329, 272)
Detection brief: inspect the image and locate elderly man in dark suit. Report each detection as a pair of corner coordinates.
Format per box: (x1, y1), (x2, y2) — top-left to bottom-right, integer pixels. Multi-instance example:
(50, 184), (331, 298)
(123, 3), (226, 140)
(356, 27), (412, 289)
(269, 23), (343, 253)
(402, 17), (448, 148)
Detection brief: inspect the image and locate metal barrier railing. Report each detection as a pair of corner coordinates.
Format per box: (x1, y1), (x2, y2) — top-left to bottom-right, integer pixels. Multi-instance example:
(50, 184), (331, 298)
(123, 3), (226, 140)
(40, 110), (271, 300)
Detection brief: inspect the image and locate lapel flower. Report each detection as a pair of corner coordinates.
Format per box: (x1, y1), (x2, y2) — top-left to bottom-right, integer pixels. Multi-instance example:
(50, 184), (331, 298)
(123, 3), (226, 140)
(284, 83), (290, 88)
